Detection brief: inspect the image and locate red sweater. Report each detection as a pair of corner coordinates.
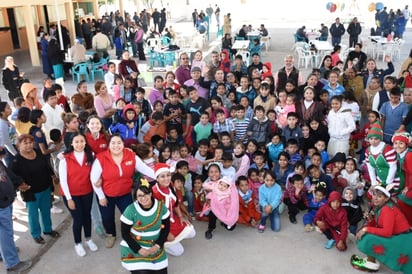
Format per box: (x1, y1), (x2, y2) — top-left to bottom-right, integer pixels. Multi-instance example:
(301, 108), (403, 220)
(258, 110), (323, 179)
(97, 149), (136, 197)
(86, 133), (108, 155)
(366, 204), (411, 237)
(63, 153), (93, 196)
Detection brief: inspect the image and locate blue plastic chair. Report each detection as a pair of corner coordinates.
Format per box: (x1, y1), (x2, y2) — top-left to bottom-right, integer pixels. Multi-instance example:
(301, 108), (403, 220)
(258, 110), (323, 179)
(90, 58), (106, 81)
(294, 34), (306, 42)
(52, 64), (64, 79)
(148, 50), (164, 67)
(235, 36), (245, 41)
(71, 62), (89, 82)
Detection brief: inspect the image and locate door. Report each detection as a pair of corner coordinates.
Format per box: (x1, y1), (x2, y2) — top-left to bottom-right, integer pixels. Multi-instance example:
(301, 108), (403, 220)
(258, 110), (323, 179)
(7, 8), (20, 49)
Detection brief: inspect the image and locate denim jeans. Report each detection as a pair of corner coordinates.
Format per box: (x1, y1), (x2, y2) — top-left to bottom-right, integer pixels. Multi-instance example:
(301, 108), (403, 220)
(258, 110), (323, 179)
(0, 205), (20, 269)
(26, 187), (53, 238)
(260, 206), (281, 231)
(63, 193), (93, 244)
(98, 193), (132, 236)
(184, 190), (194, 214)
(91, 194), (103, 229)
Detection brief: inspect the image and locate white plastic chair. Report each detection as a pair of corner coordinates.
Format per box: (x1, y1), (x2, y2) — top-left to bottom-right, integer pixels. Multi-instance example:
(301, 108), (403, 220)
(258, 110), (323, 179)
(239, 51), (251, 67)
(296, 47), (312, 69)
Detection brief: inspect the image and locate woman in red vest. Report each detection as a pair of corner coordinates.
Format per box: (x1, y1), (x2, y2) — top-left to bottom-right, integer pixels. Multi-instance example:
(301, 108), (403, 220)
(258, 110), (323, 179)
(90, 134), (155, 249)
(59, 132), (98, 257)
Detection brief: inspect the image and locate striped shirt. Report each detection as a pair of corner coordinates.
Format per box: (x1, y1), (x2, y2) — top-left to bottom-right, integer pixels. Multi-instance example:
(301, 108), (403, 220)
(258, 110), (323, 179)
(232, 117), (250, 142)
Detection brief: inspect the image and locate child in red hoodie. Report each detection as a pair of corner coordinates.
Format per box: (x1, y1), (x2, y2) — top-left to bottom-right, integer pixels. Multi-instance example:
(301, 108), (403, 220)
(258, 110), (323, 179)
(237, 176), (261, 227)
(314, 191), (348, 251)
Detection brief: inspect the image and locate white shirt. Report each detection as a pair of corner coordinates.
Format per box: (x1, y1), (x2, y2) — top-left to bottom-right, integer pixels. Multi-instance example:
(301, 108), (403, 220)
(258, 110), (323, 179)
(42, 103), (65, 141)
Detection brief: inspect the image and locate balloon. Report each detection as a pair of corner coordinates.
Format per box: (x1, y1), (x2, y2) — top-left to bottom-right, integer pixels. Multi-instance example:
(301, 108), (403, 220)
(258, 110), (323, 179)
(340, 2), (345, 11)
(330, 3), (337, 13)
(368, 3), (375, 12)
(336, 2), (341, 11)
(326, 2), (333, 10)
(376, 2), (384, 11)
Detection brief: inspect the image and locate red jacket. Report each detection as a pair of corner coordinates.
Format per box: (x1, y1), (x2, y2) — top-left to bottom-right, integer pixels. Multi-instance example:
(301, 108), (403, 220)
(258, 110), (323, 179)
(238, 193), (261, 225)
(62, 152), (93, 196)
(85, 132), (108, 154)
(97, 149), (136, 197)
(366, 203), (411, 237)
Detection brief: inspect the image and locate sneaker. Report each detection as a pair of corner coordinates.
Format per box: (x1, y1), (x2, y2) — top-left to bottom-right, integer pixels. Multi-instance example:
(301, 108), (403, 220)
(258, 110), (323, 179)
(324, 239), (336, 249)
(7, 260), (32, 273)
(258, 225), (265, 233)
(95, 225), (105, 238)
(351, 255), (380, 272)
(205, 230), (213, 240)
(86, 239), (98, 252)
(289, 215), (297, 224)
(304, 224), (314, 232)
(44, 230), (60, 238)
(315, 226), (322, 233)
(51, 205), (63, 214)
(105, 235), (116, 248)
(74, 243), (86, 257)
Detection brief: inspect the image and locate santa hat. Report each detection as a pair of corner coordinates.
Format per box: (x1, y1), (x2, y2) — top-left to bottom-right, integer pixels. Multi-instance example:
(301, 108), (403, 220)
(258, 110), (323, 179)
(392, 131), (411, 145)
(154, 163), (170, 178)
(367, 124), (383, 140)
(374, 185), (394, 198)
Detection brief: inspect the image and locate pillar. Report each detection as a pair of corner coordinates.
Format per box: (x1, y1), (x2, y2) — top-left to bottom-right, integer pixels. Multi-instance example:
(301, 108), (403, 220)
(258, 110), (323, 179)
(92, 0), (99, 19)
(119, 0), (124, 19)
(65, 2), (76, 44)
(23, 5), (40, 66)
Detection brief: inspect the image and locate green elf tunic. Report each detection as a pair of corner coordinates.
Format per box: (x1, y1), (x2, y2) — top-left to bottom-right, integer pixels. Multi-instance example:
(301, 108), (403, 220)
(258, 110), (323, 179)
(357, 202), (412, 273)
(120, 199), (169, 271)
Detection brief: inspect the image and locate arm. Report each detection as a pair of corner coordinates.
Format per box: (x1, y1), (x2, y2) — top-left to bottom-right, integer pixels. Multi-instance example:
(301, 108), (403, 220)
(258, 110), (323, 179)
(183, 113), (191, 137)
(120, 221), (142, 253)
(90, 159), (105, 199)
(58, 158), (72, 200)
(365, 206), (395, 237)
(270, 185), (282, 209)
(235, 155), (250, 178)
(0, 121), (17, 156)
(135, 155), (155, 179)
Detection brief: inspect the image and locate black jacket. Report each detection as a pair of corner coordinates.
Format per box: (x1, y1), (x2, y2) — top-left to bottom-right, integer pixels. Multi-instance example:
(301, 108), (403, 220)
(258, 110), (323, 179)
(0, 161), (23, 208)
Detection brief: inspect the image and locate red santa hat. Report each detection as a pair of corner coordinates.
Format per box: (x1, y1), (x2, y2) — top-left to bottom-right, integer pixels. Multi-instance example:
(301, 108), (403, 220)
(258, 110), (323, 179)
(154, 163), (170, 178)
(391, 131), (411, 145)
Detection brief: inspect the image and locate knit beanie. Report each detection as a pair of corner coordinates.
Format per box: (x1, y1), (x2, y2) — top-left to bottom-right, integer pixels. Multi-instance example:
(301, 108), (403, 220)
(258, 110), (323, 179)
(392, 131), (411, 145)
(367, 124), (383, 140)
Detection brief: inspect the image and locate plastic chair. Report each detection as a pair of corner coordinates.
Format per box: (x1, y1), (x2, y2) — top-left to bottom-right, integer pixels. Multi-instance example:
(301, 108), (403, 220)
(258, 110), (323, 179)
(52, 64), (64, 79)
(296, 47), (312, 69)
(239, 51), (251, 67)
(216, 27), (223, 38)
(294, 34), (306, 43)
(148, 50), (164, 67)
(90, 58), (106, 81)
(318, 36), (328, 41)
(71, 62), (89, 82)
(235, 36), (245, 41)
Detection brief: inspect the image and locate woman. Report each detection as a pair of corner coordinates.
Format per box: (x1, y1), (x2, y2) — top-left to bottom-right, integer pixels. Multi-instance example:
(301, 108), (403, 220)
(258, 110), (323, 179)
(330, 45), (342, 67)
(85, 115), (109, 155)
(163, 71), (180, 92)
(392, 132), (412, 226)
(351, 185), (412, 273)
(120, 180), (170, 274)
(10, 134), (60, 244)
(295, 86), (325, 125)
(2, 56), (24, 101)
(71, 80), (95, 115)
(361, 56), (394, 87)
(297, 72), (325, 100)
(14, 107), (32, 136)
(40, 33), (53, 79)
(90, 134), (155, 249)
(152, 163), (195, 256)
(118, 50), (140, 87)
(319, 55), (333, 80)
(59, 132), (98, 257)
(93, 81), (116, 130)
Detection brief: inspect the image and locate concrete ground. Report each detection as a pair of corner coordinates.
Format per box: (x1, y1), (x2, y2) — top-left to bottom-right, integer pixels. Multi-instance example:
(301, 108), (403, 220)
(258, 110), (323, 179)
(1, 15), (408, 274)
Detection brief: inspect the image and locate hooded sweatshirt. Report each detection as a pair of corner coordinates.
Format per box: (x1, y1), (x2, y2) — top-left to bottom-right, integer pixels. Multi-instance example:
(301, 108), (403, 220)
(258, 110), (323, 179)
(341, 187), (363, 226)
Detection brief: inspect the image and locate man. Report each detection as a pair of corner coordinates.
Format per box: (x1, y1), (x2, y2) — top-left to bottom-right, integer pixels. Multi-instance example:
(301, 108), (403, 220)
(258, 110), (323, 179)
(259, 24), (269, 37)
(318, 23), (328, 41)
(101, 17), (114, 49)
(175, 52), (191, 85)
(70, 39), (86, 65)
(403, 5), (410, 27)
(347, 17), (361, 47)
(152, 8), (161, 32)
(247, 53), (263, 76)
(192, 9), (198, 28)
(81, 19), (92, 49)
(0, 152), (32, 273)
(345, 43), (367, 71)
(184, 66), (209, 99)
(206, 4), (214, 24)
(92, 28), (111, 58)
(330, 17), (345, 46)
(338, 67), (364, 102)
(215, 4), (220, 27)
(296, 26), (308, 42)
(274, 55), (304, 92)
(207, 51), (221, 81)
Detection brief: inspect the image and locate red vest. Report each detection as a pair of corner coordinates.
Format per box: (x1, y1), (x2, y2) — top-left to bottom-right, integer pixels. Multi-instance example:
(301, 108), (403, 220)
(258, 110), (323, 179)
(62, 152), (93, 196)
(86, 133), (108, 155)
(97, 149), (136, 197)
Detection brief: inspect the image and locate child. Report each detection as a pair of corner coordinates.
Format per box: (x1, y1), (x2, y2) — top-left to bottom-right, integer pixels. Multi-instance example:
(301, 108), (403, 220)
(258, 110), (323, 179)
(250, 151), (269, 172)
(110, 103), (140, 147)
(248, 168), (261, 203)
(112, 74), (125, 101)
(237, 175), (261, 227)
(266, 109), (280, 136)
(318, 89), (330, 112)
(307, 164), (334, 196)
(104, 62), (116, 94)
(191, 50), (206, 72)
(194, 112), (212, 144)
(158, 143), (171, 163)
(216, 83), (232, 110)
(247, 105), (270, 144)
(53, 84), (71, 113)
(219, 49), (231, 74)
(113, 98), (126, 124)
(340, 157), (365, 199)
(258, 170), (282, 232)
(246, 139), (258, 164)
(253, 82), (276, 114)
(167, 144), (183, 171)
(281, 112), (303, 147)
(133, 142), (157, 183)
(232, 104), (250, 143)
(341, 186), (363, 237)
(10, 97), (25, 121)
(115, 35), (123, 60)
(194, 139), (212, 176)
(236, 76), (256, 107)
(285, 138), (302, 165)
(149, 76), (165, 106)
(208, 134), (219, 157)
(131, 87), (152, 121)
(314, 191), (348, 251)
(275, 89), (287, 128)
(179, 85), (190, 107)
(213, 109), (235, 140)
(204, 174), (239, 239)
(171, 173), (192, 221)
(286, 160), (310, 189)
(309, 118), (330, 149)
(210, 96), (229, 124)
(220, 132), (233, 154)
(266, 132), (284, 169)
(283, 174), (308, 224)
(299, 123), (312, 156)
(163, 89), (185, 136)
(274, 152), (294, 188)
(232, 141), (250, 180)
(327, 95), (356, 157)
(221, 152), (236, 182)
(193, 175), (208, 221)
(138, 111), (166, 144)
(239, 95), (254, 121)
(151, 135), (164, 157)
(303, 186), (327, 232)
(179, 144), (198, 174)
(314, 139), (329, 166)
(165, 126), (184, 145)
(175, 160), (194, 216)
(324, 152), (346, 191)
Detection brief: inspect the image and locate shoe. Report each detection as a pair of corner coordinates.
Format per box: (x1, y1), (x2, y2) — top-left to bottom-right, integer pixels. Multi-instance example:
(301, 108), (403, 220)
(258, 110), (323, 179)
(7, 260), (32, 273)
(44, 230), (60, 238)
(305, 224), (314, 232)
(258, 225), (265, 233)
(95, 225), (105, 238)
(289, 215), (297, 224)
(51, 205), (63, 214)
(105, 235), (116, 248)
(205, 230), (213, 240)
(351, 255), (380, 272)
(324, 239), (336, 249)
(315, 226), (322, 233)
(86, 239), (98, 251)
(74, 243), (86, 257)
(34, 236), (45, 244)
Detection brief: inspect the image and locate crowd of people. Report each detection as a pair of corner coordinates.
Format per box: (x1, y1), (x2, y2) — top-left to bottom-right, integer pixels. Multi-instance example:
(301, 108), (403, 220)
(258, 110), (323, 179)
(2, 4), (412, 274)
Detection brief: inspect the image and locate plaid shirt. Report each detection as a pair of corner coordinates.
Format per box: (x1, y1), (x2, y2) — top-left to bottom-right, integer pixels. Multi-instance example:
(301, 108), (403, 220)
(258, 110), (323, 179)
(213, 119), (235, 133)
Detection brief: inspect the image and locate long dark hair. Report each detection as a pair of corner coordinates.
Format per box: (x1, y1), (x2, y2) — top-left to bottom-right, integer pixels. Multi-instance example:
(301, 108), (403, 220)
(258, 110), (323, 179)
(64, 132), (94, 165)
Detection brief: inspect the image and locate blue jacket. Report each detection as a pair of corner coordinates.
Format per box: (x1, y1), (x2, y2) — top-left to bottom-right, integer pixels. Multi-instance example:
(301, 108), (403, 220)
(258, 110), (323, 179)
(259, 183), (282, 209)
